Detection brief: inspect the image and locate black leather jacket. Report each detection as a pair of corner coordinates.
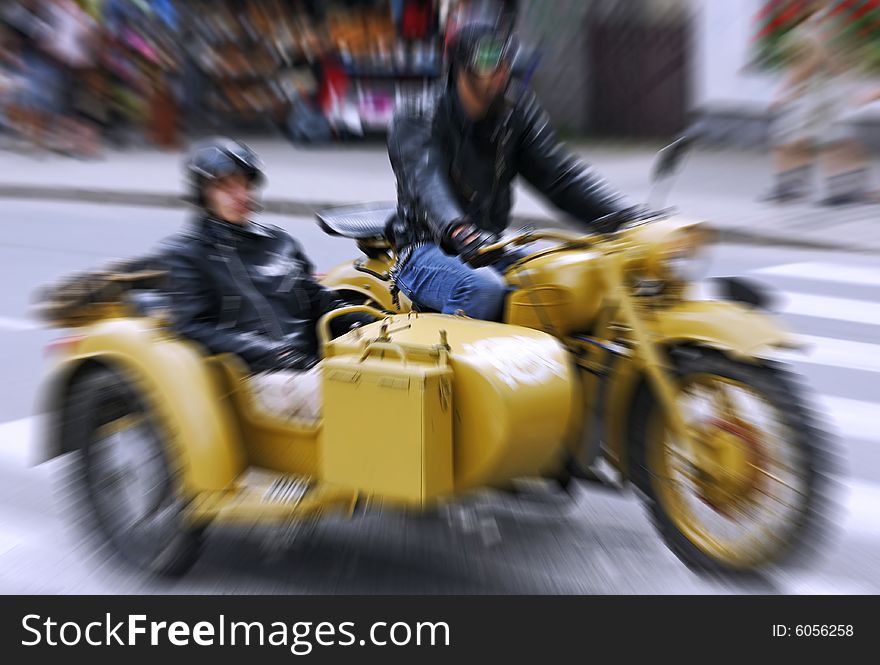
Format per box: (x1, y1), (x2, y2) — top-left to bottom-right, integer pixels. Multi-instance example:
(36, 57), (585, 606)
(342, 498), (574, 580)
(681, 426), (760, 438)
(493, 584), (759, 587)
(163, 215), (368, 372)
(387, 80), (627, 251)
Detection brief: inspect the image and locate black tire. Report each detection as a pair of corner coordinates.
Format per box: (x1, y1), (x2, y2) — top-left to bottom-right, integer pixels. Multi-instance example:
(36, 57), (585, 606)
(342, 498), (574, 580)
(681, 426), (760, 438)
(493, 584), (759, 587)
(629, 347), (837, 577)
(63, 366), (203, 577)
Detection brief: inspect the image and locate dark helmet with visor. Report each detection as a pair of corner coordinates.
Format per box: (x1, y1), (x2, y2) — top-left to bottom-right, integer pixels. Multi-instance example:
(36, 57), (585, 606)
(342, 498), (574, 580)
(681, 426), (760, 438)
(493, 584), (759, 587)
(185, 137), (265, 207)
(447, 2), (518, 78)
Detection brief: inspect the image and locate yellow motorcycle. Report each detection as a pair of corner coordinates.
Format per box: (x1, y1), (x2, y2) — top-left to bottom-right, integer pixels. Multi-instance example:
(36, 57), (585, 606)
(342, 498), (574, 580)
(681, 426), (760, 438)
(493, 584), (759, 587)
(32, 140), (832, 578)
(317, 139), (835, 576)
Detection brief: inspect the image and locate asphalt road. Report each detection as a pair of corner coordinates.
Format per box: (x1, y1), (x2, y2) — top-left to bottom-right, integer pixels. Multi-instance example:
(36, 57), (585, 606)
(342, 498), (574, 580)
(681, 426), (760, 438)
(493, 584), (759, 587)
(0, 199), (878, 594)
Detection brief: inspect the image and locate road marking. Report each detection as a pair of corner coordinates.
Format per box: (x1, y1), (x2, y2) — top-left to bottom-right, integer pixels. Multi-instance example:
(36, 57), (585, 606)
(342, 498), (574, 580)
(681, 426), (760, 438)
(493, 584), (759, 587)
(692, 281), (880, 325)
(777, 292), (880, 326)
(844, 479), (880, 540)
(777, 571), (877, 595)
(816, 395), (880, 444)
(0, 416), (40, 467)
(780, 334), (880, 373)
(0, 532), (23, 557)
(0, 317), (40, 332)
(755, 262), (880, 287)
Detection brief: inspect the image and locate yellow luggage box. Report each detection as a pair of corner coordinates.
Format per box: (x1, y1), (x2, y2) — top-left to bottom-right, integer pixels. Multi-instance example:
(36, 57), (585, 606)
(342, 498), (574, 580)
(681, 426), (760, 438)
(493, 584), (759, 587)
(321, 348), (454, 506)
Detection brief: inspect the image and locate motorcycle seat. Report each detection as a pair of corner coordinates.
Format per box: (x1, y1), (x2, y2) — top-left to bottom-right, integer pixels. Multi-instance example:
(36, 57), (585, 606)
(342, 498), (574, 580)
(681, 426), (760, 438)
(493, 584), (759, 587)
(316, 202), (397, 239)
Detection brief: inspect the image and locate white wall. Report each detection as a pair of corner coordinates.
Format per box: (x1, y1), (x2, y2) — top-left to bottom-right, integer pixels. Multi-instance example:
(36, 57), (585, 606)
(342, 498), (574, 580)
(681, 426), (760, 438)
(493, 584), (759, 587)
(692, 0), (776, 114)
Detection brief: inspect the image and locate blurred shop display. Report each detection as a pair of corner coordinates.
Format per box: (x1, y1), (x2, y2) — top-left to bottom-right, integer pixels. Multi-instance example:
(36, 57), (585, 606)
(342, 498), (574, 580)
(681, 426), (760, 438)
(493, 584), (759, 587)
(0, 0), (184, 153)
(186, 0), (296, 130)
(102, 0), (183, 149)
(186, 0), (445, 142)
(0, 0), (452, 149)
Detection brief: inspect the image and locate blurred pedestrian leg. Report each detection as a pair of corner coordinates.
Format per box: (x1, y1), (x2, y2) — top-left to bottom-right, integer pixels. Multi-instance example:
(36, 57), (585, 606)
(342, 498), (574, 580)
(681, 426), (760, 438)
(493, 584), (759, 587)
(763, 2), (877, 206)
(815, 85), (880, 206)
(763, 132), (813, 203)
(817, 136), (873, 206)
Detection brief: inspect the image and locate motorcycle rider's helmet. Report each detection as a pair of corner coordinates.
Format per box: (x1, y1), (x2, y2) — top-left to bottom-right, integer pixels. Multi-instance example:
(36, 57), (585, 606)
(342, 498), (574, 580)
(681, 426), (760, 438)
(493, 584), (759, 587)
(446, 1), (518, 79)
(184, 137), (265, 207)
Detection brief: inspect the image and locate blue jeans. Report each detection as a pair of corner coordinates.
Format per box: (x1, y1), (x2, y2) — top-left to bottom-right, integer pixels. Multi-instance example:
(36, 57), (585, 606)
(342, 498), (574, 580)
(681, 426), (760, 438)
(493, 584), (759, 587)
(395, 244), (518, 321)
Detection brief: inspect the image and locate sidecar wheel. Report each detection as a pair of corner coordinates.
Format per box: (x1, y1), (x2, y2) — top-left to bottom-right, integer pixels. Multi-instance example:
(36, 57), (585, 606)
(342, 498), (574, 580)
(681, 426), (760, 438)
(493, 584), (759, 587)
(629, 348), (836, 577)
(64, 366), (203, 577)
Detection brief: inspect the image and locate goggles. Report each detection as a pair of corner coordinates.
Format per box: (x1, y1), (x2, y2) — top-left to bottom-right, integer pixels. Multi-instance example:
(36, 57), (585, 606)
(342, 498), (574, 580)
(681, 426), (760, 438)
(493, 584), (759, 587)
(465, 34), (517, 76)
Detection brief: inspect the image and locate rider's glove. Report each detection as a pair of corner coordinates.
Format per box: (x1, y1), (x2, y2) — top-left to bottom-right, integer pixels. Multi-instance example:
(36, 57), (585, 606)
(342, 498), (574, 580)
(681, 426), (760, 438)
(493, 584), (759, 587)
(445, 222), (499, 268)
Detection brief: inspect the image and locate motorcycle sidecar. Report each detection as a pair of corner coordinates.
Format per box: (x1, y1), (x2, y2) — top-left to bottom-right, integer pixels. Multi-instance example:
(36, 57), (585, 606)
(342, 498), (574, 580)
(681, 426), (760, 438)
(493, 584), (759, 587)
(37, 299), (580, 575)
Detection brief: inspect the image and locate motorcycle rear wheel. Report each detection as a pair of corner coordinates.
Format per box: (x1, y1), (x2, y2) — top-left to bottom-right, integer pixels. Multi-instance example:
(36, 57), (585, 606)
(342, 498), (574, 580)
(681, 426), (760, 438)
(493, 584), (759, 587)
(630, 347), (836, 576)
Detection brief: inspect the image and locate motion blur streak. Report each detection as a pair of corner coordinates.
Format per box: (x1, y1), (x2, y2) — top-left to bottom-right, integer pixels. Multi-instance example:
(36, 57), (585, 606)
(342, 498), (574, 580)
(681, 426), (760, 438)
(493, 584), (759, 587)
(0, 0), (878, 594)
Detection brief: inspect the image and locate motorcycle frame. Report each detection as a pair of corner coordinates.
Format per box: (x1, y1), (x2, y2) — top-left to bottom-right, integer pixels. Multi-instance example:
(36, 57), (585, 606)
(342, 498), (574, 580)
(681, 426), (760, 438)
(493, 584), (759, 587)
(319, 225), (797, 483)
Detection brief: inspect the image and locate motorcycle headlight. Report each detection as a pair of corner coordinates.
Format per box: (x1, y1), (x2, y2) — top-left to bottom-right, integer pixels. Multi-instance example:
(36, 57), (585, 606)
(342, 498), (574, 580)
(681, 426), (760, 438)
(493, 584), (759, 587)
(658, 225), (713, 283)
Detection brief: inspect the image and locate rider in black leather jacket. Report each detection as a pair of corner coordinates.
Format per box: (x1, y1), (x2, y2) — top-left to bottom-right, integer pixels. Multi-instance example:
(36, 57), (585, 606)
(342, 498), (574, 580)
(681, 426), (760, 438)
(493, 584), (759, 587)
(163, 138), (371, 373)
(386, 9), (635, 317)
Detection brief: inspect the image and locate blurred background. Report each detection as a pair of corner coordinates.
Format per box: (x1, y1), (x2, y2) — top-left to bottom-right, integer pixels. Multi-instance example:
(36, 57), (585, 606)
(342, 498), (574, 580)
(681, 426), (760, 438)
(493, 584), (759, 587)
(3, 0), (878, 150)
(0, 0), (878, 594)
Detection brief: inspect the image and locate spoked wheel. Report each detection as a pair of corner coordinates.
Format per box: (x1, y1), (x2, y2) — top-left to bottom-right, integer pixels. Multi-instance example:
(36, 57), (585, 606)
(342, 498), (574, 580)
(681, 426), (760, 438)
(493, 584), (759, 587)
(65, 366), (203, 576)
(631, 348), (835, 576)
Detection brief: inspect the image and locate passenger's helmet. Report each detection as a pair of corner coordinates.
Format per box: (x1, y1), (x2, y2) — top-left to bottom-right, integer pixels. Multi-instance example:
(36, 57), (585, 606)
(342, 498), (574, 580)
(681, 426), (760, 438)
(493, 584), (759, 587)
(184, 137), (265, 207)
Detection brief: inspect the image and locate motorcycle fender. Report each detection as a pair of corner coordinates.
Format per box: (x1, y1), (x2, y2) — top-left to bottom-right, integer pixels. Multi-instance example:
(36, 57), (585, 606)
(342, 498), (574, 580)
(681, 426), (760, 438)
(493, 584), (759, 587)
(320, 261), (399, 312)
(36, 319), (247, 494)
(650, 299), (797, 358)
(603, 299), (795, 476)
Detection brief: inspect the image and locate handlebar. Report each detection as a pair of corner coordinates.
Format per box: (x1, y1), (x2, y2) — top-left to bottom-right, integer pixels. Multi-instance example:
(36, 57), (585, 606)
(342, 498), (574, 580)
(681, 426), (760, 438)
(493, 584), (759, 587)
(475, 208), (673, 259)
(476, 229), (594, 257)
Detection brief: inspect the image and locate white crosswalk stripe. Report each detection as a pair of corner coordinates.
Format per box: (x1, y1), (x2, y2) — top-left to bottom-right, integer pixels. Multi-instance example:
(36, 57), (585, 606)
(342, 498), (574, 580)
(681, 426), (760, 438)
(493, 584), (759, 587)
(777, 292), (880, 326)
(691, 280), (880, 327)
(742, 261), (880, 374)
(755, 262), (880, 288)
(817, 395), (879, 443)
(0, 532), (23, 558)
(744, 260), (880, 326)
(0, 316), (39, 332)
(844, 479), (880, 539)
(779, 334), (880, 373)
(0, 416), (38, 467)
